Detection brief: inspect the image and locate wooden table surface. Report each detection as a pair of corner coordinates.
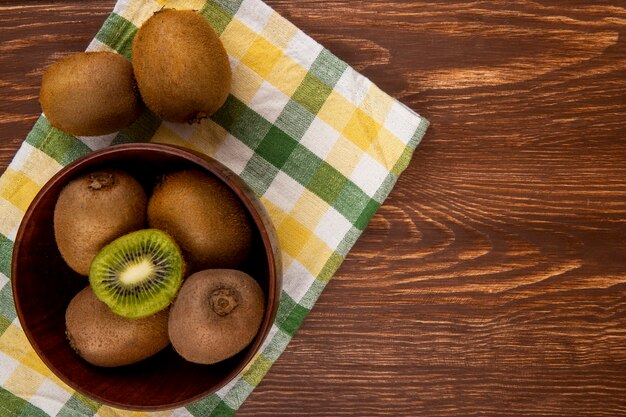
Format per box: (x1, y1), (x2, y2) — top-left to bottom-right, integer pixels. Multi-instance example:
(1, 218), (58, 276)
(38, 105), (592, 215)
(2, 1), (626, 416)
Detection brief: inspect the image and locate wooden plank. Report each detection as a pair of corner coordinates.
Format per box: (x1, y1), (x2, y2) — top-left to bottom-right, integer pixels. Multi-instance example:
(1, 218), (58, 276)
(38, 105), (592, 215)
(1, 1), (626, 416)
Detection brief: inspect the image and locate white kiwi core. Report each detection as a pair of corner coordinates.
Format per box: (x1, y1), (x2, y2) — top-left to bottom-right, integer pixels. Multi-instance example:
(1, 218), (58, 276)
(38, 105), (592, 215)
(119, 258), (156, 285)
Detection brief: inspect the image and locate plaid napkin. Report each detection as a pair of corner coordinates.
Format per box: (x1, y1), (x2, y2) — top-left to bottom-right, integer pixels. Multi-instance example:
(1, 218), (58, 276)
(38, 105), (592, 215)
(0, 0), (428, 415)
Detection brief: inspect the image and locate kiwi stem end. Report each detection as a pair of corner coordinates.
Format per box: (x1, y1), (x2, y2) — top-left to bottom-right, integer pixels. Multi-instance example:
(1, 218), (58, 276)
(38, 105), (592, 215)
(88, 172), (115, 190)
(210, 287), (240, 316)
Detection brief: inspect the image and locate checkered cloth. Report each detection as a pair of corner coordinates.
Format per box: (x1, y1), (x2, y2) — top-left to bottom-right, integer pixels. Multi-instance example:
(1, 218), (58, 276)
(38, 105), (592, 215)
(0, 0), (428, 415)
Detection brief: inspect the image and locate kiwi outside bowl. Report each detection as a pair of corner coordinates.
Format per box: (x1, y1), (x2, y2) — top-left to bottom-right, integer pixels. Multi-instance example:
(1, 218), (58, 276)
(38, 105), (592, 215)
(11, 143), (282, 411)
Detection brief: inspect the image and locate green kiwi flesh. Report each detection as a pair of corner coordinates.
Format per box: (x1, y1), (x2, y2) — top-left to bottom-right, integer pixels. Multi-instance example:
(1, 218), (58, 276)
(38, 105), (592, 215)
(147, 170), (253, 272)
(54, 170), (147, 276)
(40, 52), (141, 136)
(89, 229), (184, 319)
(131, 9), (231, 122)
(168, 269), (265, 364)
(66, 287), (169, 367)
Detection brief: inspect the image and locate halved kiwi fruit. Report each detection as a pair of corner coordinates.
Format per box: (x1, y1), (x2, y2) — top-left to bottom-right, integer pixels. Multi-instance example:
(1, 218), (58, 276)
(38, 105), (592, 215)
(89, 229), (184, 319)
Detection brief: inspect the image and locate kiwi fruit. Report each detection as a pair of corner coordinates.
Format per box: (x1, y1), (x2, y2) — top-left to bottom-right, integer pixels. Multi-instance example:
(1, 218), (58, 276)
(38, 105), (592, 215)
(132, 9), (231, 123)
(40, 52), (141, 136)
(65, 286), (169, 367)
(89, 229), (184, 319)
(54, 170), (147, 276)
(147, 170), (253, 272)
(168, 269), (265, 364)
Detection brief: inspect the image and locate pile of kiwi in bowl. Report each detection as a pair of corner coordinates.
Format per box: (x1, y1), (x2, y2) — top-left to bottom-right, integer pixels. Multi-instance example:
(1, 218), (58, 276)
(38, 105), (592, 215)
(11, 143), (281, 411)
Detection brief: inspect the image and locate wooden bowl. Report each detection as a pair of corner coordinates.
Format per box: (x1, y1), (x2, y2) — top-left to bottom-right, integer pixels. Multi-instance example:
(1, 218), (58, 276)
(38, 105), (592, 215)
(11, 143), (282, 411)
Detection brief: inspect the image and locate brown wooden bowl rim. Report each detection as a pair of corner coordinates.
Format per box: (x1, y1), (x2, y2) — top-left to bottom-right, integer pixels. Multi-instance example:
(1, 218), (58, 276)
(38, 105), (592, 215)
(11, 142), (282, 411)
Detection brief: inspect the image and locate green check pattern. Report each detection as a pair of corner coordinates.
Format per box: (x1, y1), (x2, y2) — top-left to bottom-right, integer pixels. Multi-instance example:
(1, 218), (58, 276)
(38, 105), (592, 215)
(0, 0), (428, 415)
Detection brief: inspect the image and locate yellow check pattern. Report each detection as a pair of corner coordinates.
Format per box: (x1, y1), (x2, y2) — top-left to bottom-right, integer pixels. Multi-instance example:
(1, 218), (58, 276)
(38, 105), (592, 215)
(0, 0), (428, 415)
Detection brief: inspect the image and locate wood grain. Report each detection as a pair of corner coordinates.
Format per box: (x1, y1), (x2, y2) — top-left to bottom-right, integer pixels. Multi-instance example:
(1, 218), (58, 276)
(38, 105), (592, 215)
(2, 1), (626, 416)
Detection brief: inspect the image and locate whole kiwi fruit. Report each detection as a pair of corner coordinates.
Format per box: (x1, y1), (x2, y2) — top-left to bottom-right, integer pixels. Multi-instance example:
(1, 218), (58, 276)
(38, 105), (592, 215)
(66, 286), (169, 367)
(89, 229), (185, 319)
(54, 170), (147, 275)
(168, 269), (265, 364)
(132, 9), (231, 122)
(40, 52), (141, 136)
(147, 170), (253, 272)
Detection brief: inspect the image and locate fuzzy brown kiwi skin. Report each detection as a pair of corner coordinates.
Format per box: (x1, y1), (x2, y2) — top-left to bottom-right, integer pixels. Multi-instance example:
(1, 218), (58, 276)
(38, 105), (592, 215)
(147, 170), (253, 272)
(40, 52), (142, 136)
(168, 269), (265, 365)
(131, 9), (231, 123)
(65, 287), (169, 367)
(54, 170), (147, 276)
